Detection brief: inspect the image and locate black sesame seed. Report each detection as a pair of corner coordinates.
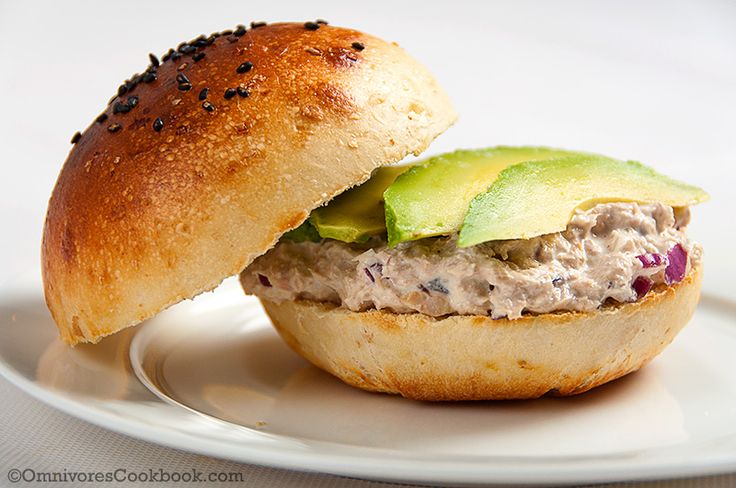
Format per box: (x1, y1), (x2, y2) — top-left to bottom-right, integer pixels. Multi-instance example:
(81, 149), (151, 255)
(193, 52), (205, 62)
(316, 19), (329, 25)
(149, 53), (160, 67)
(181, 44), (196, 54)
(127, 95), (139, 108)
(142, 71), (157, 83)
(236, 61), (253, 73)
(107, 123), (122, 133)
(211, 32), (221, 38)
(221, 29), (233, 36)
(250, 21), (266, 28)
(236, 86), (249, 97)
(113, 101), (131, 114)
(257, 273), (272, 287)
(171, 52), (182, 61)
(153, 117), (164, 132)
(194, 38), (208, 48)
(70, 131), (81, 144)
(224, 87), (236, 99)
(176, 73), (190, 84)
(202, 101), (215, 112)
(177, 83), (193, 92)
(233, 24), (246, 36)
(351, 41), (365, 51)
(304, 21), (320, 30)
(198, 87), (209, 100)
(96, 113), (108, 123)
(117, 84), (128, 96)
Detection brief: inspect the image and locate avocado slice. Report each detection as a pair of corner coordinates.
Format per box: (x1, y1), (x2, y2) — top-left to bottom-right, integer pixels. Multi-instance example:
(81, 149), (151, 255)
(309, 165), (412, 243)
(458, 155), (709, 247)
(282, 220), (321, 243)
(383, 146), (580, 246)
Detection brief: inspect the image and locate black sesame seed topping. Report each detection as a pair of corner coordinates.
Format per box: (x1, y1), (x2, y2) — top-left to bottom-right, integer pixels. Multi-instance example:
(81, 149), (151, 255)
(96, 113), (108, 123)
(107, 123), (122, 133)
(117, 84), (128, 96)
(236, 86), (249, 97)
(316, 19), (329, 24)
(142, 71), (157, 83)
(171, 52), (182, 61)
(236, 61), (253, 73)
(193, 52), (205, 62)
(176, 73), (190, 85)
(202, 101), (215, 112)
(113, 101), (131, 114)
(179, 44), (196, 54)
(250, 21), (266, 28)
(233, 24), (246, 36)
(148, 53), (160, 67)
(194, 38), (208, 48)
(224, 87), (236, 99)
(304, 21), (320, 30)
(221, 29), (233, 36)
(70, 131), (81, 144)
(153, 117), (164, 132)
(211, 32), (221, 38)
(198, 87), (209, 100)
(127, 96), (139, 108)
(351, 41), (365, 51)
(177, 83), (193, 92)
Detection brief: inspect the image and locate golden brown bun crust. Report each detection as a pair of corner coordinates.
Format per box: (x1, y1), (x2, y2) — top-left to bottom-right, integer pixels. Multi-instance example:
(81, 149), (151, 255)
(259, 265), (702, 401)
(43, 23), (456, 345)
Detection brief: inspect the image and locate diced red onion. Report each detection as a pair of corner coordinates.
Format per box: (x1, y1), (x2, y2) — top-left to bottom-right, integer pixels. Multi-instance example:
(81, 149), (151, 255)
(632, 276), (653, 298)
(636, 252), (664, 268)
(363, 268), (375, 283)
(665, 244), (687, 284)
(363, 262), (383, 283)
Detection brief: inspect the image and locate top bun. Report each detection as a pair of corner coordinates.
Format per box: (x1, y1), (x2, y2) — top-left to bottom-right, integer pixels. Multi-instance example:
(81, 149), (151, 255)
(42, 22), (456, 345)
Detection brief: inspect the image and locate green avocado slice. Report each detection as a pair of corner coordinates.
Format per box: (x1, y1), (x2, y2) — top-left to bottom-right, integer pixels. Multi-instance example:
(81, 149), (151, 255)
(458, 155), (709, 247)
(383, 146), (581, 246)
(309, 165), (412, 243)
(281, 220), (322, 243)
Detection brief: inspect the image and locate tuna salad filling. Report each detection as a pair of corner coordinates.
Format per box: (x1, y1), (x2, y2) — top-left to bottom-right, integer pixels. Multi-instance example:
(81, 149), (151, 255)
(241, 202), (701, 319)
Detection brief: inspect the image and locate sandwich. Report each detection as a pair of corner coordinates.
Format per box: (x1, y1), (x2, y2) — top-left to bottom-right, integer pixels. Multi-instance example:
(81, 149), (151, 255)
(42, 21), (708, 401)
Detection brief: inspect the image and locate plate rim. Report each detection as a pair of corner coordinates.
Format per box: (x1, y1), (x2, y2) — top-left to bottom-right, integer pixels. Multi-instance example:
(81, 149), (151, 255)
(2, 286), (736, 485)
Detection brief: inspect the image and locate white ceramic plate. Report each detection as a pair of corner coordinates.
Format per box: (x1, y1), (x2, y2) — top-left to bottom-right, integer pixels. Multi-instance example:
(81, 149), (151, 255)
(2, 276), (736, 486)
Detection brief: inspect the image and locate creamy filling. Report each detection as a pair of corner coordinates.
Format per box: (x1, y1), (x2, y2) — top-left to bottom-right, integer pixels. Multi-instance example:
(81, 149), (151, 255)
(241, 202), (701, 319)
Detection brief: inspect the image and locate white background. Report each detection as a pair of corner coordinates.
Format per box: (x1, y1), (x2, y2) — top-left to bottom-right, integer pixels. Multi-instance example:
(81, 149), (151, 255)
(1, 1), (735, 486)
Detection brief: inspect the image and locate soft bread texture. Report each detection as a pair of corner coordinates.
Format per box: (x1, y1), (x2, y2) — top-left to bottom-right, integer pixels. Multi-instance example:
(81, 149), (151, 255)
(259, 265), (702, 401)
(43, 23), (456, 345)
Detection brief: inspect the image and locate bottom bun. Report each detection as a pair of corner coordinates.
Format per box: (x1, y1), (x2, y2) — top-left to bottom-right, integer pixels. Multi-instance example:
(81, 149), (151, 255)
(259, 265), (702, 401)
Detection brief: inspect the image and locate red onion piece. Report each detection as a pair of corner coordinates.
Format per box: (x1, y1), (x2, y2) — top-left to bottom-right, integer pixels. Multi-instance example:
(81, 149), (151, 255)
(636, 252), (664, 268)
(632, 276), (654, 298)
(665, 244), (688, 284)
